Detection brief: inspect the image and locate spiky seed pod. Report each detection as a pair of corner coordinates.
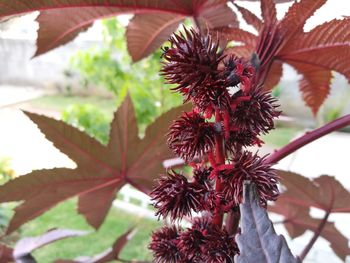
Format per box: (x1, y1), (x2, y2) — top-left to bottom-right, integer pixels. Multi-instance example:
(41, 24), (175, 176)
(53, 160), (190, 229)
(191, 214), (213, 231)
(201, 225), (238, 263)
(225, 129), (261, 153)
(149, 226), (183, 263)
(178, 228), (206, 262)
(151, 170), (205, 221)
(193, 166), (213, 189)
(231, 87), (281, 136)
(167, 111), (215, 161)
(219, 55), (255, 92)
(191, 79), (231, 113)
(220, 151), (279, 206)
(162, 27), (224, 99)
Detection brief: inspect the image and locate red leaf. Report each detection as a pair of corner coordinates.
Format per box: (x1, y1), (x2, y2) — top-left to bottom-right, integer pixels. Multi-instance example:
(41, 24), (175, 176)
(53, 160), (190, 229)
(0, 95), (190, 233)
(280, 19), (350, 80)
(77, 183), (123, 229)
(287, 61), (331, 115)
(196, 1), (238, 30)
(0, 244), (13, 263)
(279, 0), (327, 44)
(260, 0), (277, 25)
(262, 60), (283, 91)
(14, 229), (87, 260)
(233, 4), (262, 32)
(228, 0), (350, 114)
(0, 0), (238, 60)
(126, 13), (184, 61)
(277, 171), (350, 213)
(269, 202), (310, 238)
(219, 27), (258, 49)
(270, 200), (350, 260)
(224, 46), (255, 59)
(35, 7), (128, 57)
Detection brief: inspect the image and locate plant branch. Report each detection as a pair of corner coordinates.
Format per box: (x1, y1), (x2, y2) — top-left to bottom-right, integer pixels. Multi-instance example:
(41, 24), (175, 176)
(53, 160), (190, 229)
(212, 110), (226, 227)
(225, 206), (240, 235)
(266, 114), (350, 164)
(299, 210), (330, 261)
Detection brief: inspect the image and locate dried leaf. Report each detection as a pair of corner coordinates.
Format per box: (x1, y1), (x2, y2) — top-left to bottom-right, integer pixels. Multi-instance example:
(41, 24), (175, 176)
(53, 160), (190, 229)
(235, 182), (300, 263)
(0, 95), (190, 233)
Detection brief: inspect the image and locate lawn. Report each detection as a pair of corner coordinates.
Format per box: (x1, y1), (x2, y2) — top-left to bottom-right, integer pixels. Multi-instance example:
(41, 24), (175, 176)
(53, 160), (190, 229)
(261, 127), (301, 148)
(16, 199), (161, 262)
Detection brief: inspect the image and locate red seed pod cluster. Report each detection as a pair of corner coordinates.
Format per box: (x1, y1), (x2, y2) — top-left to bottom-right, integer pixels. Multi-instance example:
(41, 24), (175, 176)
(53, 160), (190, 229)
(150, 27), (281, 262)
(149, 217), (238, 263)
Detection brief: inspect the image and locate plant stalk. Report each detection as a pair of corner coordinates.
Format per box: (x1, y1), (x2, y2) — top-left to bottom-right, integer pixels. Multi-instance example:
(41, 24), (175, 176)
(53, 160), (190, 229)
(212, 110), (226, 227)
(225, 206), (240, 235)
(266, 114), (350, 164)
(299, 210), (330, 261)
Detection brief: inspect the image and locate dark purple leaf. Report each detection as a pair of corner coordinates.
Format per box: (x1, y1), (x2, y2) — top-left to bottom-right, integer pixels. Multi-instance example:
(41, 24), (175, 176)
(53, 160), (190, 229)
(235, 182), (300, 263)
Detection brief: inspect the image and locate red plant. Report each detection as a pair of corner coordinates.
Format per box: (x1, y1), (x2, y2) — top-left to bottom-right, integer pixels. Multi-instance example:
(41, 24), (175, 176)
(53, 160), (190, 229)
(220, 0), (350, 115)
(0, 0), (350, 262)
(149, 27), (281, 262)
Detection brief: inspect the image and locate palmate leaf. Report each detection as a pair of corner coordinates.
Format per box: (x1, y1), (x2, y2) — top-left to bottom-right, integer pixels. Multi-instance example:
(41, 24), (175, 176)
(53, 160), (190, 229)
(223, 0), (350, 114)
(0, 95), (190, 233)
(270, 201), (350, 260)
(0, 244), (13, 263)
(0, 0), (237, 61)
(273, 170), (350, 259)
(235, 182), (300, 263)
(277, 170), (350, 213)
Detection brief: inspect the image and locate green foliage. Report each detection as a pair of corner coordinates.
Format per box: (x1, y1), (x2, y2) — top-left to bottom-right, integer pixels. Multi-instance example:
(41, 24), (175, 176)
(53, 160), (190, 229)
(0, 158), (14, 231)
(0, 157), (14, 183)
(61, 104), (111, 145)
(70, 18), (183, 130)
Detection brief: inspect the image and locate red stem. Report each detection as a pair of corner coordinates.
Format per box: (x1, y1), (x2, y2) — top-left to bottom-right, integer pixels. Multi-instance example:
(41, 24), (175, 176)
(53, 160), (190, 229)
(299, 210), (330, 261)
(212, 110), (226, 227)
(266, 114), (350, 164)
(225, 207), (240, 235)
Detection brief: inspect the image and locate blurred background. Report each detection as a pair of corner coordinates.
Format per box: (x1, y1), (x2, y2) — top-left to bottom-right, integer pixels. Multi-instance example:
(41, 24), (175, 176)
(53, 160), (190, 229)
(0, 1), (349, 262)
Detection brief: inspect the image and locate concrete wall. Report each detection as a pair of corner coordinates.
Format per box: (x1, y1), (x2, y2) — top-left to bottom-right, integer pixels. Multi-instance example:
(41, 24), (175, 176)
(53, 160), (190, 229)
(0, 37), (100, 88)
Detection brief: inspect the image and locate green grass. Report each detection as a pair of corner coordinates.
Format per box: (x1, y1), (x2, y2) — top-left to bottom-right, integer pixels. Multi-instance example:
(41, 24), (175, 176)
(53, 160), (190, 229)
(261, 127), (301, 147)
(29, 95), (117, 116)
(18, 199), (160, 262)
